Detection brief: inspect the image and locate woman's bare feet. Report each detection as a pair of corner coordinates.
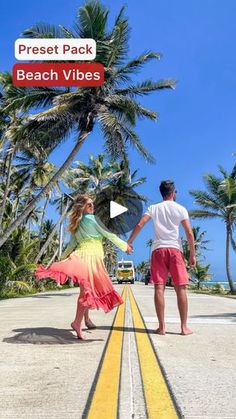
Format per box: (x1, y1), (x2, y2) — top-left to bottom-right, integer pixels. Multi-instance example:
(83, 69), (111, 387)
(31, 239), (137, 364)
(85, 319), (96, 330)
(154, 328), (166, 335)
(181, 327), (193, 335)
(71, 322), (85, 340)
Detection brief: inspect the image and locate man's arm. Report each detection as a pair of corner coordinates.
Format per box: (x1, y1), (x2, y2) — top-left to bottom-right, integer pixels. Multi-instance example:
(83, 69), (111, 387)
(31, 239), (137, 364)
(127, 214), (151, 245)
(181, 219), (196, 266)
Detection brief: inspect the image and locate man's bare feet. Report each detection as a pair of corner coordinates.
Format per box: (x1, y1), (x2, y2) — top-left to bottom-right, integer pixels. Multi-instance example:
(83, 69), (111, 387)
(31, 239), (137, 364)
(181, 327), (193, 336)
(154, 328), (166, 335)
(71, 322), (85, 340)
(85, 320), (96, 330)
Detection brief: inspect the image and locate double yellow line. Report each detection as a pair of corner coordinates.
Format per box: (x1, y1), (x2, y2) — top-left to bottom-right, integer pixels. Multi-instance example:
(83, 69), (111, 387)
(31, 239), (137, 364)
(86, 285), (179, 418)
(129, 287), (178, 419)
(86, 286), (127, 419)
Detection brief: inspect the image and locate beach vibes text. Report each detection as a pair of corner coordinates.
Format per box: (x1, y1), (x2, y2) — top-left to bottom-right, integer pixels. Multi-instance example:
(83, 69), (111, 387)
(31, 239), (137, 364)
(13, 63), (104, 87)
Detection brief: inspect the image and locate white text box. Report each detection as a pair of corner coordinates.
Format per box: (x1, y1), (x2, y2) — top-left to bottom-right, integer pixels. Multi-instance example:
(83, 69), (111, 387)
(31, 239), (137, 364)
(15, 38), (96, 61)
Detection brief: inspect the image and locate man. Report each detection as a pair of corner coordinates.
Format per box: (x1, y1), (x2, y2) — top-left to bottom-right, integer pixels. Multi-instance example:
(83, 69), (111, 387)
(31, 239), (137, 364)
(128, 180), (196, 335)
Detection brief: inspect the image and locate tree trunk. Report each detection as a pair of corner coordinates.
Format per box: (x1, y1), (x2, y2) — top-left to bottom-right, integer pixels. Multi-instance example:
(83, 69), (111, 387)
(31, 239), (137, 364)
(39, 195), (50, 240)
(226, 224), (236, 293)
(46, 248), (59, 268)
(0, 146), (15, 231)
(28, 220), (31, 241)
(0, 130), (91, 248)
(13, 196), (20, 219)
(58, 194), (64, 259)
(34, 203), (69, 263)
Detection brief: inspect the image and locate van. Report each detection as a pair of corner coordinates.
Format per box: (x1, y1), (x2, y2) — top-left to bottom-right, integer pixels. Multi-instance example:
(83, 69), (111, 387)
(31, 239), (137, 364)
(116, 260), (135, 284)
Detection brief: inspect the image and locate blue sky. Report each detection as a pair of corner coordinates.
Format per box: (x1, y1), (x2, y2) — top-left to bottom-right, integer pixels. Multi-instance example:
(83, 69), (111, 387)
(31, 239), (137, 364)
(1, 0), (236, 280)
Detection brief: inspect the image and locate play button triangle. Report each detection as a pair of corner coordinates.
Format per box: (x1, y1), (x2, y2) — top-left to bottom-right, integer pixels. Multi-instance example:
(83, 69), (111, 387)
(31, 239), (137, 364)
(110, 201), (128, 219)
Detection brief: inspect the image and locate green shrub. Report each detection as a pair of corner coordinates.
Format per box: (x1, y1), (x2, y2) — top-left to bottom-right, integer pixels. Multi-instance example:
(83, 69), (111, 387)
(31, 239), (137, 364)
(0, 256), (12, 294)
(211, 283), (226, 294)
(4, 280), (32, 295)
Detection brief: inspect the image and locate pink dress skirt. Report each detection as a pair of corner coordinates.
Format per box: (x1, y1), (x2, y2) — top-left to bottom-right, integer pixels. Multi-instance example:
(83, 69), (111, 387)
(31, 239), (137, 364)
(35, 238), (123, 313)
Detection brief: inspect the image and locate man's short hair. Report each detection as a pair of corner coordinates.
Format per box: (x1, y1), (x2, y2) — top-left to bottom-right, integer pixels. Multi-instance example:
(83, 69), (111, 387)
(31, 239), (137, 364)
(159, 180), (175, 198)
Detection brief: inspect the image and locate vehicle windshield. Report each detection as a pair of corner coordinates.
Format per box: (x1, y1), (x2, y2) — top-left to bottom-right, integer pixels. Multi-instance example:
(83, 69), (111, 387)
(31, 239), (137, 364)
(118, 262), (132, 269)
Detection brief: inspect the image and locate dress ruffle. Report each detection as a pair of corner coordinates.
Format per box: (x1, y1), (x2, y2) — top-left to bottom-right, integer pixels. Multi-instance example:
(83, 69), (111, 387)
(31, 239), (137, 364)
(35, 248), (123, 313)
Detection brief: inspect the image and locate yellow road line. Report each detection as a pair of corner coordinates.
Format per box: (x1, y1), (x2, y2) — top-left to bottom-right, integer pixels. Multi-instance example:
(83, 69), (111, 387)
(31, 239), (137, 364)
(128, 286), (179, 419)
(87, 285), (127, 419)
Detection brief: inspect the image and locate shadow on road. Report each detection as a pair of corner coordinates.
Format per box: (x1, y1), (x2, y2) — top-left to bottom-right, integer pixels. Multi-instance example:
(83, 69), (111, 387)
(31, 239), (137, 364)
(3, 327), (104, 345)
(94, 325), (181, 335)
(3, 325), (182, 345)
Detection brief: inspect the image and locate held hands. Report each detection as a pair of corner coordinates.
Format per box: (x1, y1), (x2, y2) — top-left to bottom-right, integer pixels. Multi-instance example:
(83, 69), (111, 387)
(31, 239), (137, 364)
(126, 242), (133, 255)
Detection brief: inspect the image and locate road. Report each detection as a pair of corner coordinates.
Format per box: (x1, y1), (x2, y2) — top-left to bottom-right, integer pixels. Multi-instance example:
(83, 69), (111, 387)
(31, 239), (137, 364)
(0, 283), (236, 419)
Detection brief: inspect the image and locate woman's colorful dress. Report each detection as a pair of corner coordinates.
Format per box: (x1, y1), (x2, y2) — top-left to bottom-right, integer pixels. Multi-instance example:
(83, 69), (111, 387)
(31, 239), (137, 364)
(35, 214), (127, 313)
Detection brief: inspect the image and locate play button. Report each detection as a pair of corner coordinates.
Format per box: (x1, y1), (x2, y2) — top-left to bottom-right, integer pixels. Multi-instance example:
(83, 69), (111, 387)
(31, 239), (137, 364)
(94, 188), (143, 235)
(110, 201), (128, 218)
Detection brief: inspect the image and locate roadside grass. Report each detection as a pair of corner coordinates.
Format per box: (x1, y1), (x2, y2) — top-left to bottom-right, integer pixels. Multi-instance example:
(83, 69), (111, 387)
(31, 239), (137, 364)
(188, 284), (236, 299)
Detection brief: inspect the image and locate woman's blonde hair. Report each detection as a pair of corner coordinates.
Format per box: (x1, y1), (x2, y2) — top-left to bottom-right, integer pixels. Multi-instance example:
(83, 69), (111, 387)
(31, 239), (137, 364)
(68, 194), (92, 233)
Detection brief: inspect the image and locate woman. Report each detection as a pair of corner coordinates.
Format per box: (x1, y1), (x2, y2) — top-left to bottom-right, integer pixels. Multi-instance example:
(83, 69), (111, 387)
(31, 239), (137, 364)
(35, 194), (132, 339)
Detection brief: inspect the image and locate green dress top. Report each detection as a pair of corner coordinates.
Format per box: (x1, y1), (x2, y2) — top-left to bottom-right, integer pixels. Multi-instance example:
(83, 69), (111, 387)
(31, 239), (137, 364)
(61, 214), (127, 259)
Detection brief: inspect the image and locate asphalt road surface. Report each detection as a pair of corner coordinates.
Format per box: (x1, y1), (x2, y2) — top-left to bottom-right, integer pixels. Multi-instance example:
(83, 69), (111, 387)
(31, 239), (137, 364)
(0, 283), (235, 418)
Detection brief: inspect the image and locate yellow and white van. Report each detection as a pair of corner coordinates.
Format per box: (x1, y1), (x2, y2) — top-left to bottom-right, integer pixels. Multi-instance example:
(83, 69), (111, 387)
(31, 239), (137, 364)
(116, 260), (135, 284)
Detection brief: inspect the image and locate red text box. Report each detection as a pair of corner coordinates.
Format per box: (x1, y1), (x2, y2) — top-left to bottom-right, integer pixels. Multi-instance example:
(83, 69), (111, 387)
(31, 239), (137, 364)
(12, 62), (104, 87)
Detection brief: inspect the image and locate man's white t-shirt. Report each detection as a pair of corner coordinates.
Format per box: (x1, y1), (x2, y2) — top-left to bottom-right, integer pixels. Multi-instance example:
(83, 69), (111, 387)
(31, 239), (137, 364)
(145, 200), (189, 252)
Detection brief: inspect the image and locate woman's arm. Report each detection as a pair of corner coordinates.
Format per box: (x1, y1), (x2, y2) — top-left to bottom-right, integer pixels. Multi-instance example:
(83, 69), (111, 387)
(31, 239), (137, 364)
(60, 234), (77, 259)
(94, 218), (128, 252)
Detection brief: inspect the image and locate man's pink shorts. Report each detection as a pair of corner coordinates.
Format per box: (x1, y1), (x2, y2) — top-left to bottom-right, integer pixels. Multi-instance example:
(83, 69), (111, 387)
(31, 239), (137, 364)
(150, 247), (189, 286)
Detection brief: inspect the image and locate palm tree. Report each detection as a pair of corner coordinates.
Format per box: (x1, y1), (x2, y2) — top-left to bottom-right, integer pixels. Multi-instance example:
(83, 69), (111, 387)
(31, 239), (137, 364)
(136, 261), (149, 281)
(0, 75), (50, 231)
(182, 226), (210, 267)
(191, 262), (211, 289)
(0, 91), (18, 231)
(190, 165), (236, 293)
(34, 219), (60, 264)
(64, 153), (123, 194)
(34, 199), (70, 263)
(12, 155), (57, 193)
(0, 225), (38, 292)
(193, 227), (210, 255)
(0, 145), (15, 231)
(0, 83), (60, 232)
(61, 154), (145, 258)
(0, 1), (175, 248)
(103, 239), (118, 274)
(94, 160), (146, 232)
(11, 154), (61, 239)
